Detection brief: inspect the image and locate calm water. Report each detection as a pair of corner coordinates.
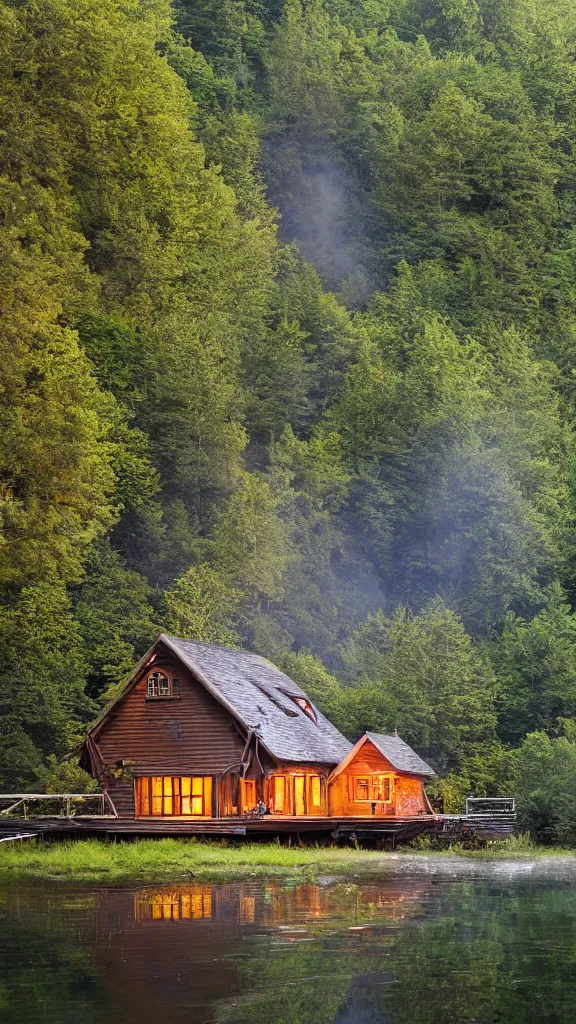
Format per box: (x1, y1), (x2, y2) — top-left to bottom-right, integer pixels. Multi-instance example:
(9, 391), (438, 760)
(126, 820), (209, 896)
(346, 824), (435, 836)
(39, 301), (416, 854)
(2, 863), (576, 1023)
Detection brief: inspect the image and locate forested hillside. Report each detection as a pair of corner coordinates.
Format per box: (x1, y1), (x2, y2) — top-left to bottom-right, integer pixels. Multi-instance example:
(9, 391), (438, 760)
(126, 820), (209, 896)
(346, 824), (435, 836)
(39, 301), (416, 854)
(3, 0), (576, 830)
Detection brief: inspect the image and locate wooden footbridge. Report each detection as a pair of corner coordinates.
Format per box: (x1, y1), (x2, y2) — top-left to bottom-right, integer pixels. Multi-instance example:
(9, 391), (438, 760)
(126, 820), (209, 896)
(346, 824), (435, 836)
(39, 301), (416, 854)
(0, 794), (516, 847)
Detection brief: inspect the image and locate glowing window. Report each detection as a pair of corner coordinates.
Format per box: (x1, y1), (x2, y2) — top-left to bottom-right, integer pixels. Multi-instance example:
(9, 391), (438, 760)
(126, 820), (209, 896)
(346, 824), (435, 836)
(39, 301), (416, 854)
(310, 775), (321, 808)
(372, 776), (391, 801)
(136, 776), (212, 816)
(239, 895), (256, 923)
(240, 779), (257, 813)
(294, 775), (306, 814)
(145, 672), (180, 699)
(355, 778), (369, 800)
(136, 887), (212, 922)
(273, 776), (285, 812)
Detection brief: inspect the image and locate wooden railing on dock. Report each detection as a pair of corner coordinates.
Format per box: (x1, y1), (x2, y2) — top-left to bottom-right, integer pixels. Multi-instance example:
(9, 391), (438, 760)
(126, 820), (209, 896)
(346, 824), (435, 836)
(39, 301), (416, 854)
(0, 793), (115, 819)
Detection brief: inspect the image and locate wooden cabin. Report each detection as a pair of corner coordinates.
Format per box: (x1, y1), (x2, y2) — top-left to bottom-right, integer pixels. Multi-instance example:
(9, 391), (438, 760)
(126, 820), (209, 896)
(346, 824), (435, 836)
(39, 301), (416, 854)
(328, 733), (435, 817)
(80, 634), (352, 819)
(80, 635), (434, 821)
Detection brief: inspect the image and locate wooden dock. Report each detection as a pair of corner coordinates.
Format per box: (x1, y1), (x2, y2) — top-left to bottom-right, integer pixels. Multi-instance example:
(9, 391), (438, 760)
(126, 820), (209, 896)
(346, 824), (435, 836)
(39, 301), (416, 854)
(0, 810), (516, 846)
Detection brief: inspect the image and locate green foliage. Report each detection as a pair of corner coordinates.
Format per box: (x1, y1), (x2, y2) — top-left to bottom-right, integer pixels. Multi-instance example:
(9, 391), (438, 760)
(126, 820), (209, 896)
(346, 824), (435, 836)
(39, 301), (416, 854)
(340, 599), (497, 768)
(162, 565), (242, 645)
(43, 757), (98, 794)
(0, 0), (275, 783)
(5, 0), (576, 806)
(213, 473), (290, 605)
(428, 741), (516, 811)
(0, 582), (92, 789)
(512, 725), (576, 845)
(487, 586), (576, 745)
(72, 542), (158, 697)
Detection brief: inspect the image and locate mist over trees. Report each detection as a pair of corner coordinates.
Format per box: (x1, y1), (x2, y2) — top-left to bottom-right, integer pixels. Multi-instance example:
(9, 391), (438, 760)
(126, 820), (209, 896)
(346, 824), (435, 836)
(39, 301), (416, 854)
(2, 0), (576, 827)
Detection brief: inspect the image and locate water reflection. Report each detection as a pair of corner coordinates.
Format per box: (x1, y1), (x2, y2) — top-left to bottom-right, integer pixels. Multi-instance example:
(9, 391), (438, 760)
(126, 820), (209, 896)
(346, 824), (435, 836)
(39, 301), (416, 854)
(2, 871), (576, 1023)
(133, 878), (426, 928)
(135, 885), (213, 921)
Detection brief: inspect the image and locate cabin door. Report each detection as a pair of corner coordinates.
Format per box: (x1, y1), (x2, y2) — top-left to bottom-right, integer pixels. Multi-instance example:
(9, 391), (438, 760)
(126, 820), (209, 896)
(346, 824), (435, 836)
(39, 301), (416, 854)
(239, 779), (257, 814)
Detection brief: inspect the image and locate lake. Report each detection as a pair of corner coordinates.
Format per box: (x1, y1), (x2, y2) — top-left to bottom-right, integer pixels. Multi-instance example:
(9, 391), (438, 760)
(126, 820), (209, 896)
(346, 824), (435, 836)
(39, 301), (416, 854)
(2, 861), (576, 1023)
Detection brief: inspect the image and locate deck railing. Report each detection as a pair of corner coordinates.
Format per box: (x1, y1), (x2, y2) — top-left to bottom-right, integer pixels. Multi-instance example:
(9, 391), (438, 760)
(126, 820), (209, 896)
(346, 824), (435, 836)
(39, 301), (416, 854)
(465, 797), (516, 815)
(0, 793), (114, 818)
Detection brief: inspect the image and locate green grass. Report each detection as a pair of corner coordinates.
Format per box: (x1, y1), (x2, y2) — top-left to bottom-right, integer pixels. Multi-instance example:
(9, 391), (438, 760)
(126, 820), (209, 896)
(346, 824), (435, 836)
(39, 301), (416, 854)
(0, 838), (389, 885)
(407, 831), (576, 858)
(0, 835), (574, 886)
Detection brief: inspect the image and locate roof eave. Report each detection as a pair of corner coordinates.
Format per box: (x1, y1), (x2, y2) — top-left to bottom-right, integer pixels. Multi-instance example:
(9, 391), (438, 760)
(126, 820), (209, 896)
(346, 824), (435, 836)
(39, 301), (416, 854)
(327, 734), (370, 782)
(328, 732), (436, 781)
(366, 732), (436, 777)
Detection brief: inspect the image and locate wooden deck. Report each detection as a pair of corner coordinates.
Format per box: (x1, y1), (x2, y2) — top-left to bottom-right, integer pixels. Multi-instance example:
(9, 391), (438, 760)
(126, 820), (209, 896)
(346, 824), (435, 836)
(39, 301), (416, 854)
(0, 811), (516, 846)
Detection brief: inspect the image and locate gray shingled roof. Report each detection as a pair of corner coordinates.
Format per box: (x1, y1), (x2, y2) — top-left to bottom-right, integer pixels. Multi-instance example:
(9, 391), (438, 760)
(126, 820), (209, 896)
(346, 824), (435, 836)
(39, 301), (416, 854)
(162, 635), (352, 765)
(366, 732), (435, 776)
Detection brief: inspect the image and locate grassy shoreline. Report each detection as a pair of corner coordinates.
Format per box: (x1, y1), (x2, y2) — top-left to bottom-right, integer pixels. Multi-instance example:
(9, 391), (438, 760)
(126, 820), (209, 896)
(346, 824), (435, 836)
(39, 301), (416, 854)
(0, 837), (575, 886)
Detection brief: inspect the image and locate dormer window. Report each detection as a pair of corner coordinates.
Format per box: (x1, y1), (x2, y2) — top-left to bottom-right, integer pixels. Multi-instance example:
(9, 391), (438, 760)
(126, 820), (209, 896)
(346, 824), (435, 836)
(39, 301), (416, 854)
(146, 671), (180, 699)
(290, 695), (318, 725)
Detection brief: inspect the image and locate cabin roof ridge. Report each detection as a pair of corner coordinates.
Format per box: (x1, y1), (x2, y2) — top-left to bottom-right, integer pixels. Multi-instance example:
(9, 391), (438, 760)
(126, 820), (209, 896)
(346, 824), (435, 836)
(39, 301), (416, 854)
(161, 633), (264, 660)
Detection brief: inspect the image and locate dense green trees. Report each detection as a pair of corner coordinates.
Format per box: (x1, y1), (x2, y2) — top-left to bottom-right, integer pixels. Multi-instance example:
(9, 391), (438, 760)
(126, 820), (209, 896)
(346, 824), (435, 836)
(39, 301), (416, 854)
(513, 724), (576, 845)
(0, 0), (276, 782)
(4, 0), (576, 838)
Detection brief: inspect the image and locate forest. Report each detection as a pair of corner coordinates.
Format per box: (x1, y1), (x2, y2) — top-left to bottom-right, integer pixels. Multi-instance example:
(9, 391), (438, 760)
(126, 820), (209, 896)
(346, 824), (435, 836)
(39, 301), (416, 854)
(2, 0), (576, 840)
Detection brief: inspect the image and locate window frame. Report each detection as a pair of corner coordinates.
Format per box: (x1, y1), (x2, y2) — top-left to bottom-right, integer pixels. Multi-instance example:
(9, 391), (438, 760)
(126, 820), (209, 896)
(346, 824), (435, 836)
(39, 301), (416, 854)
(272, 775), (286, 812)
(278, 688), (318, 724)
(352, 774), (394, 803)
(135, 776), (213, 816)
(372, 775), (391, 802)
(145, 670), (180, 700)
(355, 777), (370, 801)
(289, 694), (318, 725)
(240, 778), (257, 814)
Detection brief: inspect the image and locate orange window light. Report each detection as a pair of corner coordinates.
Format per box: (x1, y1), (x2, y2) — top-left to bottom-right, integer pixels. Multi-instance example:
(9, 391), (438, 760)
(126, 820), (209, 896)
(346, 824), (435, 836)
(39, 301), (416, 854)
(294, 775), (306, 815)
(274, 776), (285, 812)
(310, 776), (321, 808)
(151, 776), (163, 815)
(356, 778), (369, 800)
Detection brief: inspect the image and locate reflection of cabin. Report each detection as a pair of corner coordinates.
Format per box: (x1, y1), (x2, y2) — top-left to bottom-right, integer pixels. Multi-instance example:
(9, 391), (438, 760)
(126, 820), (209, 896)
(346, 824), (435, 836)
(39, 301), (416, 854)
(328, 733), (434, 816)
(80, 634), (434, 820)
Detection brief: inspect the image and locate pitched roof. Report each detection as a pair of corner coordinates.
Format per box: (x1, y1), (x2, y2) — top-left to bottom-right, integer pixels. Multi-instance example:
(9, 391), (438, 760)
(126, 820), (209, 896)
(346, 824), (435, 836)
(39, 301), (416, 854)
(329, 732), (435, 780)
(93, 634), (352, 765)
(366, 733), (435, 776)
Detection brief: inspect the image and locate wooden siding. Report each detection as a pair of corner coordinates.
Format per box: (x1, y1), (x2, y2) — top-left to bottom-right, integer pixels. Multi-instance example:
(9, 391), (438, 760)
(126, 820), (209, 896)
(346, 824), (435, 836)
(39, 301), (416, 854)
(339, 741), (394, 775)
(106, 778), (134, 818)
(95, 656), (247, 816)
(395, 776), (428, 815)
(328, 739), (428, 816)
